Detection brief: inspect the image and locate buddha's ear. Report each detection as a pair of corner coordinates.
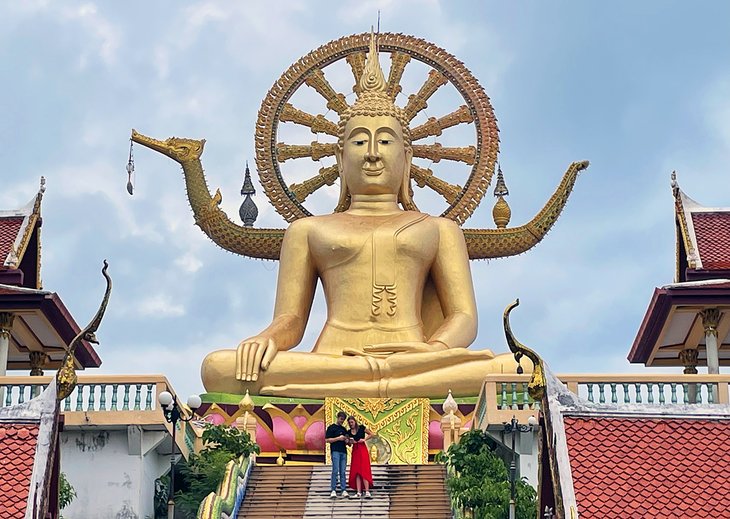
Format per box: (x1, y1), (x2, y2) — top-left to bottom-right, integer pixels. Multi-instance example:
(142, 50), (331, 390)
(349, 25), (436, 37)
(334, 146), (350, 212)
(399, 147), (417, 211)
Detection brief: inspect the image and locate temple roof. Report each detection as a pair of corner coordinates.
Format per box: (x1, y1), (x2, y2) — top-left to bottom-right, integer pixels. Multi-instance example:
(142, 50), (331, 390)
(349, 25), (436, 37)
(0, 380), (60, 518)
(538, 369), (730, 518)
(673, 174), (730, 281)
(628, 279), (730, 366)
(0, 178), (44, 289)
(0, 284), (101, 369)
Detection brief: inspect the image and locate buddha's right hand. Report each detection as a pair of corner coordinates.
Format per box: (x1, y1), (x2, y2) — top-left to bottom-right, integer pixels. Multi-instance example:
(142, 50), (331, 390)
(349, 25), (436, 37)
(236, 336), (278, 382)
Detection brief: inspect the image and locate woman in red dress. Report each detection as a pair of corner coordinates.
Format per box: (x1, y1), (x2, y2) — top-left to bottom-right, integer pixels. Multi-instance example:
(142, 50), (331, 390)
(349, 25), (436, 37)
(346, 416), (374, 498)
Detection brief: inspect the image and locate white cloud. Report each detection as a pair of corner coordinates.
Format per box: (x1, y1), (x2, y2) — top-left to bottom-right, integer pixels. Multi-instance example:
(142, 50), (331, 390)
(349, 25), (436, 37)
(137, 294), (186, 318)
(174, 252), (203, 273)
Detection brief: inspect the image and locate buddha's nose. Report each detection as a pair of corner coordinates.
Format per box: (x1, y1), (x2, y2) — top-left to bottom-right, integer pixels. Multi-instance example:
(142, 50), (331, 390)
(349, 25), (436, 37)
(365, 150), (381, 162)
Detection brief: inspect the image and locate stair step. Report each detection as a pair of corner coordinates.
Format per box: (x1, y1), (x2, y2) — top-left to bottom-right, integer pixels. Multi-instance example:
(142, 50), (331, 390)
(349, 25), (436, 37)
(238, 464), (451, 518)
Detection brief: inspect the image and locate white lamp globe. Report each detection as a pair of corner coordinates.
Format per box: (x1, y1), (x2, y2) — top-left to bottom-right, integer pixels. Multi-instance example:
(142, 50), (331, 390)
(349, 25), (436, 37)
(158, 391), (174, 407)
(187, 395), (202, 410)
(527, 415), (538, 427)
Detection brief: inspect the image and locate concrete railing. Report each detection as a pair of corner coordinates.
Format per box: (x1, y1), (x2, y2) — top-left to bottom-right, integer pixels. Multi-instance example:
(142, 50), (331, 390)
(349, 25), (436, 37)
(474, 374), (730, 429)
(0, 374), (195, 458)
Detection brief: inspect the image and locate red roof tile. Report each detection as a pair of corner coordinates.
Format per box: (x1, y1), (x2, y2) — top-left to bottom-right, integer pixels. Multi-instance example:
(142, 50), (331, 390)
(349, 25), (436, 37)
(0, 217), (23, 265)
(0, 423), (39, 518)
(564, 417), (730, 519)
(692, 212), (730, 269)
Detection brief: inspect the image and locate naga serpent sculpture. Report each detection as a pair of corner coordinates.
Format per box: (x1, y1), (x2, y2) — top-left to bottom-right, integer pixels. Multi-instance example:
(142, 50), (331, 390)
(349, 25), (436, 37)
(130, 32), (588, 261)
(57, 260), (113, 400)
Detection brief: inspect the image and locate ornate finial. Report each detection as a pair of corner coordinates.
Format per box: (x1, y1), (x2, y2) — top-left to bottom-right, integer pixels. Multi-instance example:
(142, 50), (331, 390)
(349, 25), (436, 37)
(503, 299), (545, 400)
(442, 389), (459, 415)
(492, 163), (512, 228)
(239, 389), (255, 413)
(39, 176), (46, 194)
(360, 28), (387, 94)
(671, 170), (679, 196)
(57, 260), (112, 400)
(276, 450), (286, 466)
(239, 162), (259, 227)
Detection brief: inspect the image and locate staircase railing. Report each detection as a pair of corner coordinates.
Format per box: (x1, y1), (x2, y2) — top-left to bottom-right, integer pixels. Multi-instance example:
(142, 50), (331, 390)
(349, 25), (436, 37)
(196, 455), (254, 519)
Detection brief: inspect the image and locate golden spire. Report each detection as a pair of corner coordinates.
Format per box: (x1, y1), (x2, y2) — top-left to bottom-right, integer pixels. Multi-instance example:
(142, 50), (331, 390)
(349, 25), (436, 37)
(360, 28), (386, 94)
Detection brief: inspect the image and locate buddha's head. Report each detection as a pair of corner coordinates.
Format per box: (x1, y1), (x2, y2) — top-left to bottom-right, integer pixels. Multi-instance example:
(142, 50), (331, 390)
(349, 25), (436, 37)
(335, 32), (414, 210)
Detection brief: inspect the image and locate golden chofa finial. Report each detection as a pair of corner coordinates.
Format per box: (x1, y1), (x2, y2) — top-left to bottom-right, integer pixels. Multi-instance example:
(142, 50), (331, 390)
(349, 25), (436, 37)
(360, 27), (386, 94)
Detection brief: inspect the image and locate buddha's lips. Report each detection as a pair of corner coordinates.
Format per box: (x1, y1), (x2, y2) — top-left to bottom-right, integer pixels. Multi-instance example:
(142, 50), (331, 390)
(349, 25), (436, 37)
(363, 167), (384, 176)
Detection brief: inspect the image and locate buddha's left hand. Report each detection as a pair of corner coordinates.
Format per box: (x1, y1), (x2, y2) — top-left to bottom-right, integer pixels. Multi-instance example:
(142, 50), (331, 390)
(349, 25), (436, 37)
(361, 341), (448, 356)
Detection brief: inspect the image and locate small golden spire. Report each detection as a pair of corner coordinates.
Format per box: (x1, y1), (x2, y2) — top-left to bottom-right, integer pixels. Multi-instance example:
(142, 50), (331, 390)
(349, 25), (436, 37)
(492, 163), (511, 228)
(360, 27), (386, 94)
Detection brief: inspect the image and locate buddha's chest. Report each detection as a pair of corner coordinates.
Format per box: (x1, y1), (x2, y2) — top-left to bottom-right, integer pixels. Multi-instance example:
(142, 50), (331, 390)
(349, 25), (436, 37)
(309, 216), (439, 270)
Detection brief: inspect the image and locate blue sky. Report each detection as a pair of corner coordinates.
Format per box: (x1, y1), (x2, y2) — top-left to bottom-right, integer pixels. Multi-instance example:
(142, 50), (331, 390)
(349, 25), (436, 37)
(2, 1), (729, 399)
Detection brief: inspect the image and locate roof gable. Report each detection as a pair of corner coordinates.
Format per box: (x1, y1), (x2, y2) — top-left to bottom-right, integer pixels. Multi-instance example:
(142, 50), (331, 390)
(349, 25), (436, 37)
(673, 174), (730, 280)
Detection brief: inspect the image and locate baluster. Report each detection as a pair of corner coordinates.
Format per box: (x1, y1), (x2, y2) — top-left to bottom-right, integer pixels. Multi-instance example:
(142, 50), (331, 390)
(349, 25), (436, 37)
(511, 382), (519, 410)
(622, 383), (630, 404)
(598, 383), (606, 404)
(145, 384), (153, 410)
(76, 386), (84, 411)
(500, 383), (507, 410)
(647, 384), (654, 404)
(609, 384), (617, 404)
(587, 384), (594, 403)
(708, 384), (714, 404)
(64, 395), (71, 412)
(522, 382), (530, 409)
(134, 384), (142, 410)
(5, 386), (12, 407)
(683, 384), (689, 404)
(696, 384), (703, 404)
(99, 384), (107, 411)
(123, 385), (130, 410)
(658, 383), (665, 404)
(111, 384), (119, 411)
(88, 384), (96, 411)
(18, 385), (26, 404)
(635, 383), (642, 403)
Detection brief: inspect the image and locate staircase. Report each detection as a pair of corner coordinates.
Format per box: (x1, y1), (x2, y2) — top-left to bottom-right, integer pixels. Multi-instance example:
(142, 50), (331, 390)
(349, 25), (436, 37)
(238, 464), (452, 518)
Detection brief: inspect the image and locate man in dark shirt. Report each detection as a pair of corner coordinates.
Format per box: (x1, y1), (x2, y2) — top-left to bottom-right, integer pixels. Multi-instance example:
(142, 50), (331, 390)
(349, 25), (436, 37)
(325, 410), (349, 498)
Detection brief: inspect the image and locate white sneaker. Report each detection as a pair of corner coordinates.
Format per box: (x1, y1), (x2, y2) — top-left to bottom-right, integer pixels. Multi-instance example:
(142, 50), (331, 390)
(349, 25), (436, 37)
(365, 491), (372, 499)
(341, 490), (349, 498)
(330, 490), (337, 498)
(355, 492), (362, 499)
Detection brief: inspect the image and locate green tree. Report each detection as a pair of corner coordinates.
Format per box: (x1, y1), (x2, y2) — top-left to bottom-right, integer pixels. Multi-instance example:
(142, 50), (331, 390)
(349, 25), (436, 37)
(173, 423), (260, 517)
(438, 429), (537, 519)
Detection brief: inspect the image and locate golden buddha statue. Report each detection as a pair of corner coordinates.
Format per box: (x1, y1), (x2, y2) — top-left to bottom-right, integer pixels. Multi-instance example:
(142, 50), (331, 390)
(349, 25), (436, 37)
(130, 31), (587, 398)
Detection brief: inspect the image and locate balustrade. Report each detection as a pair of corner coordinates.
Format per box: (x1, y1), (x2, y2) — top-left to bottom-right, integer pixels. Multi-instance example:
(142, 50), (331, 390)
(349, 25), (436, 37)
(475, 374), (730, 429)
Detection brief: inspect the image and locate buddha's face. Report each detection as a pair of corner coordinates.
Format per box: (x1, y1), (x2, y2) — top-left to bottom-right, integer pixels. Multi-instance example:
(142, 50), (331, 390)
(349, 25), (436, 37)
(336, 114), (412, 197)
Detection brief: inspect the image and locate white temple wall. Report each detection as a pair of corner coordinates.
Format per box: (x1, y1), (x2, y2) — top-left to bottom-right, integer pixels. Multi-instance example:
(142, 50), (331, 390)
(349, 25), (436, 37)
(59, 427), (170, 519)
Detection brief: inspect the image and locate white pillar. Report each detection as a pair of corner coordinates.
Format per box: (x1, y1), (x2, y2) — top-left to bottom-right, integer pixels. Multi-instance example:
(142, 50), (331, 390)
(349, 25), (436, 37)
(0, 312), (14, 377)
(701, 309), (721, 375)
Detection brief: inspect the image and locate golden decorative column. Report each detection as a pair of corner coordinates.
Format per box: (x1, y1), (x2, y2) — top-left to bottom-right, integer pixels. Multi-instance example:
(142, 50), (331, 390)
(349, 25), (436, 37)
(0, 312), (14, 378)
(233, 390), (258, 445)
(440, 390), (462, 452)
(700, 309), (721, 375)
(679, 348), (699, 404)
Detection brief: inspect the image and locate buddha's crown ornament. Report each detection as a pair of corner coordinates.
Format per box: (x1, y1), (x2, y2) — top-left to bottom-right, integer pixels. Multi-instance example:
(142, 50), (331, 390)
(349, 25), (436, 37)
(337, 30), (411, 148)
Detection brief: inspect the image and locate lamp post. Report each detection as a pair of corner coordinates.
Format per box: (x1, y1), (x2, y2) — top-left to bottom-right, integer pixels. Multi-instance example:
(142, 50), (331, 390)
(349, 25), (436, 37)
(503, 415), (537, 519)
(158, 390), (202, 518)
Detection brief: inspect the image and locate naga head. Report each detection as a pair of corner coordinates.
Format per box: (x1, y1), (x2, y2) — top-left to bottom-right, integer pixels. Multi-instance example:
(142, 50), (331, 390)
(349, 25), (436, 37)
(335, 30), (415, 211)
(131, 129), (205, 163)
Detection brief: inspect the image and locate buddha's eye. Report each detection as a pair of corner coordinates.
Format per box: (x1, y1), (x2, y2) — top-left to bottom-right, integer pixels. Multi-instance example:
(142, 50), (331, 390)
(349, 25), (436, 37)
(352, 139), (367, 146)
(378, 139), (392, 145)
